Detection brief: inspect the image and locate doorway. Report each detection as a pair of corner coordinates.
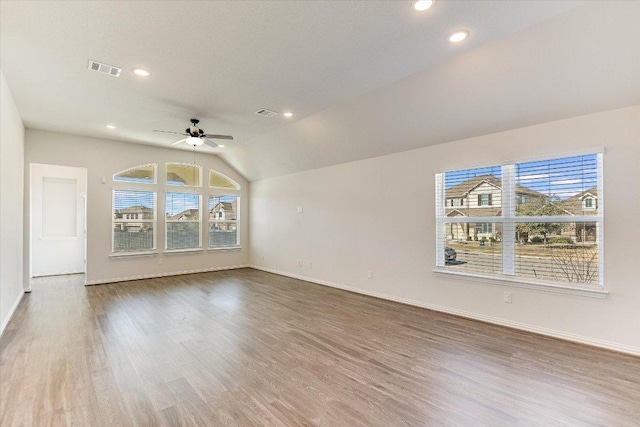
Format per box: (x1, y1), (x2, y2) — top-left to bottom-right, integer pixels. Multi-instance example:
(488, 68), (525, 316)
(30, 163), (87, 278)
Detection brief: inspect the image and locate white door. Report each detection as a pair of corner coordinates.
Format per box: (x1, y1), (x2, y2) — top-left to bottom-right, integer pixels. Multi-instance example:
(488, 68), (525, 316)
(31, 163), (87, 277)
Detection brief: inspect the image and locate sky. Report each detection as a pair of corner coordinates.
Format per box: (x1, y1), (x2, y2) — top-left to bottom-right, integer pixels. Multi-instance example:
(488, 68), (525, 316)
(445, 154), (598, 200)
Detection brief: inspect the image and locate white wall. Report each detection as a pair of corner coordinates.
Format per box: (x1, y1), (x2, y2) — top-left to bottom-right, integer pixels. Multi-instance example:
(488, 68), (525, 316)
(250, 106), (640, 354)
(25, 130), (249, 284)
(0, 69), (25, 335)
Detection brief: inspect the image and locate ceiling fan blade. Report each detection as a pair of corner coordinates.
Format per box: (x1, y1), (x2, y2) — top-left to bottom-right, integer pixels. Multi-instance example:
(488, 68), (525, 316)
(204, 134), (233, 140)
(170, 138), (187, 146)
(154, 130), (188, 136)
(202, 138), (219, 148)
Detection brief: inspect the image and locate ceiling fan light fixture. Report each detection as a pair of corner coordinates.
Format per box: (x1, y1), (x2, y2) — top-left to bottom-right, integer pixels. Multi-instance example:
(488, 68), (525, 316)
(187, 136), (203, 146)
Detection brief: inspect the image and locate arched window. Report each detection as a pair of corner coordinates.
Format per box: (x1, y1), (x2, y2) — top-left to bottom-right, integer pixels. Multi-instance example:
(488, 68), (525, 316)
(209, 170), (240, 190)
(113, 163), (156, 184)
(166, 163), (202, 187)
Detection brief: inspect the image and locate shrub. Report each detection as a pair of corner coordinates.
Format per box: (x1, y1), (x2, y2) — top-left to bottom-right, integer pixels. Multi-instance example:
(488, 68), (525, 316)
(547, 236), (574, 245)
(530, 236), (544, 243)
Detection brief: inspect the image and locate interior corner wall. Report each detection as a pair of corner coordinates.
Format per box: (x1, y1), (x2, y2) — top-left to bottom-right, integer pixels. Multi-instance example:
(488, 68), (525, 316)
(24, 130), (250, 284)
(0, 69), (25, 335)
(249, 105), (640, 354)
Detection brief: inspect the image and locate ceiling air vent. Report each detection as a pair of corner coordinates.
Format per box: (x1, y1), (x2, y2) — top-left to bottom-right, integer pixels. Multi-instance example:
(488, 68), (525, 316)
(87, 60), (121, 77)
(255, 109), (279, 118)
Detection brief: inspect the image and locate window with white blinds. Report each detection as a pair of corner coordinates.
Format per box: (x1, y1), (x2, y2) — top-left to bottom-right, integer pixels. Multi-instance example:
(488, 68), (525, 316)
(112, 190), (157, 253)
(208, 195), (239, 248)
(435, 153), (603, 288)
(165, 192), (201, 250)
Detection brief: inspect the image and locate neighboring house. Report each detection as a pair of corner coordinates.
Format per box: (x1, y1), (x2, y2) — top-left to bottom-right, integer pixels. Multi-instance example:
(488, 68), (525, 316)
(209, 201), (237, 232)
(445, 177), (599, 243)
(209, 201), (237, 221)
(169, 208), (199, 221)
(444, 175), (544, 241)
(558, 187), (598, 242)
(114, 206), (153, 231)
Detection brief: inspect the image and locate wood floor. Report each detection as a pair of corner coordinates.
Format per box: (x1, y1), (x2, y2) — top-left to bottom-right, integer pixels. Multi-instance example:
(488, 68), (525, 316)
(1, 269), (639, 426)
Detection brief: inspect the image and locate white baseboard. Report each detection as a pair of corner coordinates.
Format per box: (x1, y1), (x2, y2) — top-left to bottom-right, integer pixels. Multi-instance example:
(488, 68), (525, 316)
(249, 265), (640, 357)
(0, 290), (25, 339)
(85, 264), (249, 286)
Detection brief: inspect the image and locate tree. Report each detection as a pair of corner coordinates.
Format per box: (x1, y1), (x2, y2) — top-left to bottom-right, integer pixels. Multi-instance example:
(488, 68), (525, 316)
(516, 201), (566, 244)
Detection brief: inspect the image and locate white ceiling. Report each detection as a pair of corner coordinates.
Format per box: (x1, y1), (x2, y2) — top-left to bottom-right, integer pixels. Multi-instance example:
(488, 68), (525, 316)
(1, 1), (638, 181)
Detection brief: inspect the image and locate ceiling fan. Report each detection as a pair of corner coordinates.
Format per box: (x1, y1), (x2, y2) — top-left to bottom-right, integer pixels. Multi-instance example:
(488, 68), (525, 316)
(154, 118), (233, 148)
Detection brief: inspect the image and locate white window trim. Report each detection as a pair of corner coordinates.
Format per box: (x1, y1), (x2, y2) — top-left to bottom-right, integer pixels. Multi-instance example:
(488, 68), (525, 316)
(166, 162), (203, 187)
(435, 153), (604, 294)
(164, 247), (205, 255)
(113, 163), (157, 184)
(208, 195), (240, 249)
(432, 268), (608, 298)
(165, 192), (203, 250)
(110, 251), (159, 258)
(111, 190), (157, 254)
(207, 246), (242, 252)
(209, 170), (241, 190)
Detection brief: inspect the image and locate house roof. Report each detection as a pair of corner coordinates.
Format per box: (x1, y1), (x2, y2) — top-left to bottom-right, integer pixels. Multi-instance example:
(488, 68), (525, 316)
(169, 208), (200, 221)
(1, 2), (638, 181)
(445, 207), (502, 218)
(445, 175), (544, 199)
(559, 187), (598, 216)
(116, 206), (153, 213)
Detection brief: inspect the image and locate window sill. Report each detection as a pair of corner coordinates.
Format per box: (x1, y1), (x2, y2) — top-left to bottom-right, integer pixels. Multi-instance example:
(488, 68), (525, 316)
(207, 246), (242, 252)
(164, 248), (204, 255)
(432, 268), (608, 298)
(110, 251), (158, 259)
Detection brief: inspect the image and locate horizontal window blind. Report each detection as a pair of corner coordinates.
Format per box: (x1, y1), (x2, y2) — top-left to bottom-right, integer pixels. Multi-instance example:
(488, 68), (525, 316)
(112, 189), (156, 253)
(436, 153), (603, 287)
(208, 195), (239, 248)
(166, 192), (201, 249)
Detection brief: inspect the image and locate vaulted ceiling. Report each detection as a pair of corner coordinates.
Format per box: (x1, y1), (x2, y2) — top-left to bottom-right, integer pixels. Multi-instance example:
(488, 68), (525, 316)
(1, 1), (638, 181)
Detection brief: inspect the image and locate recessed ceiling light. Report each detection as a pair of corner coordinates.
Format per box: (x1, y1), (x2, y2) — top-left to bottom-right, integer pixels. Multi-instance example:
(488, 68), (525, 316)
(283, 112), (294, 118)
(412, 0), (434, 12)
(218, 145), (225, 148)
(132, 68), (151, 77)
(106, 124), (116, 129)
(449, 30), (469, 43)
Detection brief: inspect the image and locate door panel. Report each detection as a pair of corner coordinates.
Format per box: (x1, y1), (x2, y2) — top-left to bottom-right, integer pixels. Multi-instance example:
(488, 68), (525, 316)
(31, 164), (87, 277)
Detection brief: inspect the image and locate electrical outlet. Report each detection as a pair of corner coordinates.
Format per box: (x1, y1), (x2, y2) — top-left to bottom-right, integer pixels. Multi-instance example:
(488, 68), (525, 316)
(308, 261), (312, 268)
(261, 253), (265, 260)
(504, 292), (512, 304)
(297, 206), (303, 213)
(297, 260), (303, 267)
(367, 271), (373, 279)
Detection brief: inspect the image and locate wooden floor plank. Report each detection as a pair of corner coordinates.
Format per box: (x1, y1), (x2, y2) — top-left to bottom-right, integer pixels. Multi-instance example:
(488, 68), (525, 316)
(1, 269), (639, 426)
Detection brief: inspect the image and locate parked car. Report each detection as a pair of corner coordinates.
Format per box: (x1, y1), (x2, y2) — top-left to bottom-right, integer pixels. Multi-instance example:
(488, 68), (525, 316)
(445, 246), (457, 263)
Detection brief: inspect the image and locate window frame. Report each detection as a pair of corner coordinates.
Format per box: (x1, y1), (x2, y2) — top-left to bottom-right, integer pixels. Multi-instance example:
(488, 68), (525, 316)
(166, 162), (203, 188)
(164, 191), (203, 252)
(111, 189), (157, 256)
(113, 163), (157, 184)
(435, 151), (606, 297)
(208, 194), (241, 250)
(209, 170), (241, 190)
